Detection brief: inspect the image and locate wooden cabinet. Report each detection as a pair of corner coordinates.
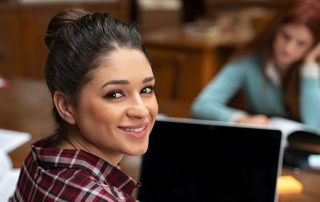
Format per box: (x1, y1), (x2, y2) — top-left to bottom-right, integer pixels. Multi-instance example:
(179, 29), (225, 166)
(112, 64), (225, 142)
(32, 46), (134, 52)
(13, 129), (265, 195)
(142, 27), (251, 103)
(141, 26), (254, 117)
(0, 0), (131, 79)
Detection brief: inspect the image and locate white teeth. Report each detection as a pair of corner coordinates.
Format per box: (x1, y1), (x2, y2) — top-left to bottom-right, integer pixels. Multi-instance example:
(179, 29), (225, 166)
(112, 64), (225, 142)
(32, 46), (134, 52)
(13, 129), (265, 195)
(120, 126), (145, 132)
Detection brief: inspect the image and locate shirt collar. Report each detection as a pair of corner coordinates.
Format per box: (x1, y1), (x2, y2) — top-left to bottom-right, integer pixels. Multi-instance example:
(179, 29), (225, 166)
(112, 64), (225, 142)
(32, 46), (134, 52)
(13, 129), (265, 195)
(32, 139), (140, 195)
(265, 61), (281, 87)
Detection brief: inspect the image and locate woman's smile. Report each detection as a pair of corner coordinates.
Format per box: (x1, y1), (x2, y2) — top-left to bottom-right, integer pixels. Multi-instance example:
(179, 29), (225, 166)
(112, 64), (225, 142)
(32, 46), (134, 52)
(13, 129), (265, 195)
(118, 123), (149, 138)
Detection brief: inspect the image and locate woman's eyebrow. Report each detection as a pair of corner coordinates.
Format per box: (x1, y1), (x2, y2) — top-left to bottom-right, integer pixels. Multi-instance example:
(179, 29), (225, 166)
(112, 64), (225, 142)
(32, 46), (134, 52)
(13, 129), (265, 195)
(101, 80), (129, 88)
(101, 76), (155, 88)
(143, 76), (155, 83)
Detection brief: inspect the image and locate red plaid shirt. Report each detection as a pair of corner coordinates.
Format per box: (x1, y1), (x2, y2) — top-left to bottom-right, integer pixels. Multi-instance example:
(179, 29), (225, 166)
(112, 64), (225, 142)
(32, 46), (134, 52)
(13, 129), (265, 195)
(10, 139), (140, 201)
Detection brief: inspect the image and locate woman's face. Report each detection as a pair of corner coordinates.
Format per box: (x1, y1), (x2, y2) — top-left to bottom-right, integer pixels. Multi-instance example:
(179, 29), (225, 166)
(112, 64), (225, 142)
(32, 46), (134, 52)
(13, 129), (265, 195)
(273, 23), (314, 70)
(71, 48), (158, 165)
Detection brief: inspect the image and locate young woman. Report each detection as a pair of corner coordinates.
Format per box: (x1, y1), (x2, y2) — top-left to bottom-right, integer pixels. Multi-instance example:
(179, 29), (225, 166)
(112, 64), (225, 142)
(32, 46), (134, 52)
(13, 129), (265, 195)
(10, 8), (158, 201)
(192, 0), (320, 129)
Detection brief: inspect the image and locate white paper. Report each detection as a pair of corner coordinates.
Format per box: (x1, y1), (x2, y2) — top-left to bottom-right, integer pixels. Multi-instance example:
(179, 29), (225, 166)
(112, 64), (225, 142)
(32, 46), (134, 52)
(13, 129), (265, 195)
(0, 169), (20, 201)
(0, 129), (31, 153)
(0, 129), (29, 200)
(0, 150), (20, 201)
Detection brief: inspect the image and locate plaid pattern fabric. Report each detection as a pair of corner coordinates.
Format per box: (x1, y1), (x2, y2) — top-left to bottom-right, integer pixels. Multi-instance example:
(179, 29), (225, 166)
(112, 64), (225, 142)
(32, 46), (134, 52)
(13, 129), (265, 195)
(10, 139), (140, 201)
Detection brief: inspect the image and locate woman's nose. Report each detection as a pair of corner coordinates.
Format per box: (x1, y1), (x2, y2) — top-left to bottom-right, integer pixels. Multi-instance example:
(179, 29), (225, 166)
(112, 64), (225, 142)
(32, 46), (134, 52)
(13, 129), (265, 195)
(126, 95), (149, 119)
(284, 41), (296, 54)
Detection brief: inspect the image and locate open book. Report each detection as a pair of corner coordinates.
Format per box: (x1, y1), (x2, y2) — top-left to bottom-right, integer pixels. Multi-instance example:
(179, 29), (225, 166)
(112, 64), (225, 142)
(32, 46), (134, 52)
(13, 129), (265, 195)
(270, 117), (320, 171)
(0, 129), (30, 201)
(270, 117), (320, 137)
(269, 117), (320, 147)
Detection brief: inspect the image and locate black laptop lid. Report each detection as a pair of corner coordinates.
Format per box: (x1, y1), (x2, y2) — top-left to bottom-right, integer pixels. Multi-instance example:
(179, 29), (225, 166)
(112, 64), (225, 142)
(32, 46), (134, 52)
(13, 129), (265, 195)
(137, 117), (283, 202)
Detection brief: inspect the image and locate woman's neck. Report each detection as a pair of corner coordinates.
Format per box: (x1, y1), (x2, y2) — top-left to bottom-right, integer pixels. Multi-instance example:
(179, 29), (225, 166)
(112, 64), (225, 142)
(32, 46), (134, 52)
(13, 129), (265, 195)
(58, 128), (123, 167)
(274, 60), (290, 80)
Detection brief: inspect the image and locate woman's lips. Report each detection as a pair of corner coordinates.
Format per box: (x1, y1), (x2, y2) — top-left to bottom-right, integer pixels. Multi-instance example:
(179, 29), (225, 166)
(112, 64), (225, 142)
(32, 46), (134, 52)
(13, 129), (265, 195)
(118, 123), (148, 138)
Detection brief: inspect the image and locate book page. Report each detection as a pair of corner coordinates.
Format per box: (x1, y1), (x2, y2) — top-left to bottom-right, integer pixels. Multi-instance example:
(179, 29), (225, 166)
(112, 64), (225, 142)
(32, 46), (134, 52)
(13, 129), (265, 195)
(0, 129), (31, 153)
(0, 129), (28, 200)
(0, 169), (20, 201)
(0, 149), (12, 180)
(270, 117), (307, 136)
(270, 117), (319, 136)
(269, 117), (320, 147)
(0, 150), (20, 200)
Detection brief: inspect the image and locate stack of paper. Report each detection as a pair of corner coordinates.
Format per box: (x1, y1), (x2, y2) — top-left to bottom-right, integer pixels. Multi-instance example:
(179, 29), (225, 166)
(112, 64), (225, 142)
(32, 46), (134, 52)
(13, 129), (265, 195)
(0, 129), (31, 153)
(0, 129), (31, 201)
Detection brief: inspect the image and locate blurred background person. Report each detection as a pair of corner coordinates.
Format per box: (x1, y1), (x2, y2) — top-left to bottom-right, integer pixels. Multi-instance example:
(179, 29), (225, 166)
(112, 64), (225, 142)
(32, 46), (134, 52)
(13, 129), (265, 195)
(191, 0), (320, 129)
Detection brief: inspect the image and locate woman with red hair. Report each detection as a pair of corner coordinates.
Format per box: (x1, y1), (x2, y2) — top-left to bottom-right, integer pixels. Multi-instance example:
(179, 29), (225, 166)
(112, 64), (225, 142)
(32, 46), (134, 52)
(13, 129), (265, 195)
(192, 0), (320, 128)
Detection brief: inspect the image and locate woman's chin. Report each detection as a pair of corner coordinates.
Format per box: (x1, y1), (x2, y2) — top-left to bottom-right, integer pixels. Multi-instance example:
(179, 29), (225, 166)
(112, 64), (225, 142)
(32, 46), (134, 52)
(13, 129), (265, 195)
(127, 145), (149, 156)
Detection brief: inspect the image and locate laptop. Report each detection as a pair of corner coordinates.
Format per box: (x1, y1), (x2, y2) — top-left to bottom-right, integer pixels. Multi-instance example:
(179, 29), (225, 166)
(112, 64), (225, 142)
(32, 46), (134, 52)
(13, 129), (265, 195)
(137, 117), (284, 202)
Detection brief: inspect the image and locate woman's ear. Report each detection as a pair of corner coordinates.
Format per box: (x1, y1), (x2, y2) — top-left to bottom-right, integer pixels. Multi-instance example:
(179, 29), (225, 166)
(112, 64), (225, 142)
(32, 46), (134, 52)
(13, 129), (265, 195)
(53, 91), (76, 125)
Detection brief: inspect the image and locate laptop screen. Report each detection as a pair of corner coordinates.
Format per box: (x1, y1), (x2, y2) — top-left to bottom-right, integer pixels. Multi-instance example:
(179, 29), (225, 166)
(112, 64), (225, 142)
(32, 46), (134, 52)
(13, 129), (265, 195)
(137, 117), (283, 202)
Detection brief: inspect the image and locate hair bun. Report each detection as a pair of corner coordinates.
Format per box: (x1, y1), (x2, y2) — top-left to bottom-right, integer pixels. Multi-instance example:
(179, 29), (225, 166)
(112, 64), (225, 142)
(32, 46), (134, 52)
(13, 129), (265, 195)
(45, 8), (90, 50)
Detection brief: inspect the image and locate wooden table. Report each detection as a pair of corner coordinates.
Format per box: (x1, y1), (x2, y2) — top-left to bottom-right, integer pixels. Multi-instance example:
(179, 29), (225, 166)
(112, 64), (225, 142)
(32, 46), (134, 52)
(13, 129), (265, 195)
(280, 168), (320, 201)
(1, 79), (320, 201)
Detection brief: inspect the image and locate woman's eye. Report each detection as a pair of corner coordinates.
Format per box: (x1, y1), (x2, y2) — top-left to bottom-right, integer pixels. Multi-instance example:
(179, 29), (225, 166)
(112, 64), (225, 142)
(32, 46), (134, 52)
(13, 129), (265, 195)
(281, 32), (290, 41)
(297, 41), (306, 47)
(105, 91), (124, 99)
(141, 86), (155, 94)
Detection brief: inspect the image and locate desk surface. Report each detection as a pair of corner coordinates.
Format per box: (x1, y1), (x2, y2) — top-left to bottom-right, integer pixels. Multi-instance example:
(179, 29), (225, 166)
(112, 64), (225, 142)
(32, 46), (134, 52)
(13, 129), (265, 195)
(1, 78), (320, 201)
(280, 168), (320, 201)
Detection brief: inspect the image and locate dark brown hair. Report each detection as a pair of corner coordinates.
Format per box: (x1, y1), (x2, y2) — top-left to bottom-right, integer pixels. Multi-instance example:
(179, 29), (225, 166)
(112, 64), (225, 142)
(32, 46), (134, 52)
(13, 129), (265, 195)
(44, 8), (150, 146)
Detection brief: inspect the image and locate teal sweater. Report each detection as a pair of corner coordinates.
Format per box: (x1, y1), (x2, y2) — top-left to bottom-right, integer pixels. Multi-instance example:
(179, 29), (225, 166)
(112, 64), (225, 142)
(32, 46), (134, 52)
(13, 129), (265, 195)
(191, 54), (320, 129)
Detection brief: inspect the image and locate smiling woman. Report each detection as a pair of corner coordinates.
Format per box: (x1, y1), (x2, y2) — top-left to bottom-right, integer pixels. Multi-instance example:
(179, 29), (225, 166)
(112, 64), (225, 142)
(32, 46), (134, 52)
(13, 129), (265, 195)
(10, 8), (158, 202)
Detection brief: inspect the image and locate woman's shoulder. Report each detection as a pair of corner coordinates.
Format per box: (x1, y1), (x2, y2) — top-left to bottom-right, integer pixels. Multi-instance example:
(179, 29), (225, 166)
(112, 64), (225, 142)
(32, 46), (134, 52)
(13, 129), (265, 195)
(224, 54), (263, 73)
(230, 54), (262, 66)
